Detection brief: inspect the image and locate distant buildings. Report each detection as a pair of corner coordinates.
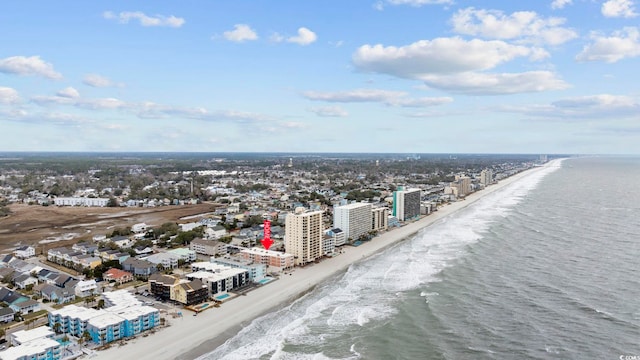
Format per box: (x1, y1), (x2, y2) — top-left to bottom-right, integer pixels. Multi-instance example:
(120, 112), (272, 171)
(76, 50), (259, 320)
(392, 187), (421, 221)
(53, 197), (109, 207)
(480, 169), (494, 187)
(285, 208), (324, 266)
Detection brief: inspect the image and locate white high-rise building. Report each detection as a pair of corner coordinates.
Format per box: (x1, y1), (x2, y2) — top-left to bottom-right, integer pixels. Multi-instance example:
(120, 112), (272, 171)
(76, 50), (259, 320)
(333, 203), (373, 242)
(285, 208), (324, 266)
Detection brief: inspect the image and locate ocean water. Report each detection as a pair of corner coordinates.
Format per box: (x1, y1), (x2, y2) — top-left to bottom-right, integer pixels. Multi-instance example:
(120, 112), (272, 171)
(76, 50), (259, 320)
(199, 157), (640, 360)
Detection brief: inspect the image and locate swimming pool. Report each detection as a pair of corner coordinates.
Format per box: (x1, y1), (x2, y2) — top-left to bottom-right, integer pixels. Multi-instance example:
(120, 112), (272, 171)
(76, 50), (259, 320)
(215, 294), (230, 301)
(258, 277), (274, 284)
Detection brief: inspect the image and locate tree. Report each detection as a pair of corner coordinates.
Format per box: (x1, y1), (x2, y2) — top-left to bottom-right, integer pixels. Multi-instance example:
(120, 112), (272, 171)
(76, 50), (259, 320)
(106, 197), (118, 207)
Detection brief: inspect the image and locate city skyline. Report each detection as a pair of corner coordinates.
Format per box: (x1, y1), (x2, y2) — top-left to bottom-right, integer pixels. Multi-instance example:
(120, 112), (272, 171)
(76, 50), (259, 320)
(1, 1), (639, 154)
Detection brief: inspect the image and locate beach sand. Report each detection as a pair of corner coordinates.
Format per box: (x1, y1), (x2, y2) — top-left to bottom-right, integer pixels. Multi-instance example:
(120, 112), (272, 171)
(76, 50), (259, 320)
(93, 163), (552, 360)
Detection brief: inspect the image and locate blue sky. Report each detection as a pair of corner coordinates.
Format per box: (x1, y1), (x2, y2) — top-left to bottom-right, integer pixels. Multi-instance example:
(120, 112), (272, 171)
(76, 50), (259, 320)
(1, 0), (639, 154)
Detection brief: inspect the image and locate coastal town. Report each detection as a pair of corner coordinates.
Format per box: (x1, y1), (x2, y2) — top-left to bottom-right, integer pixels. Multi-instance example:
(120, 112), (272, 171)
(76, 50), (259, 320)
(0, 153), (548, 360)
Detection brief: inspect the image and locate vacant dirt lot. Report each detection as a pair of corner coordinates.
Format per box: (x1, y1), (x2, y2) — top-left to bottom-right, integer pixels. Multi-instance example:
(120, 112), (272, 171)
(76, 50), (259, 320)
(0, 203), (217, 253)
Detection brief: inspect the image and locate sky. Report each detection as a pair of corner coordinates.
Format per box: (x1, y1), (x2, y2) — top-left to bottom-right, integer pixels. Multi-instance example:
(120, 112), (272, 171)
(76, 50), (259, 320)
(0, 0), (639, 154)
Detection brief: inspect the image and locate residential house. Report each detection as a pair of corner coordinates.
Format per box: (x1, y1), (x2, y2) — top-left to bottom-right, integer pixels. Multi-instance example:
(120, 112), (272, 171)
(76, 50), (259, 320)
(13, 246), (35, 259)
(74, 280), (98, 297)
(11, 298), (40, 314)
(168, 248), (197, 263)
(133, 246), (154, 256)
(13, 274), (38, 290)
(103, 268), (134, 285)
(144, 253), (179, 270)
(0, 307), (15, 323)
(122, 258), (157, 279)
(34, 284), (75, 304)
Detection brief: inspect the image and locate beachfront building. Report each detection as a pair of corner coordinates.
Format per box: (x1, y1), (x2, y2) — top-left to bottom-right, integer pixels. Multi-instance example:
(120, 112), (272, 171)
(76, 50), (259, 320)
(333, 203), (372, 242)
(1, 327), (60, 360)
(211, 257), (267, 282)
(392, 187), (421, 222)
(325, 228), (346, 247)
(171, 279), (208, 306)
(239, 248), (295, 272)
(10, 326), (55, 346)
(148, 273), (208, 305)
(148, 273), (181, 300)
(187, 262), (250, 296)
(371, 206), (389, 232)
(451, 175), (472, 197)
(285, 208), (324, 266)
(480, 169), (494, 187)
(48, 291), (159, 345)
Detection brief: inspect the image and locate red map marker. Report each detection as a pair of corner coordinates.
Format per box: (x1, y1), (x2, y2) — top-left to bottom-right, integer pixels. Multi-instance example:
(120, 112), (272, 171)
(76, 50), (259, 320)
(261, 220), (273, 250)
(261, 238), (273, 250)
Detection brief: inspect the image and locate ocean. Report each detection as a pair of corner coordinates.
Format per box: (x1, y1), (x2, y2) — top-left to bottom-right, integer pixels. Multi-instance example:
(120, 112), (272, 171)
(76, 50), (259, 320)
(198, 157), (640, 360)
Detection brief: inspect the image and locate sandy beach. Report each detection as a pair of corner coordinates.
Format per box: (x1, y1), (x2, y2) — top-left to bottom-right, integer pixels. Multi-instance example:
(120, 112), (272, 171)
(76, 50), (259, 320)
(93, 163), (553, 360)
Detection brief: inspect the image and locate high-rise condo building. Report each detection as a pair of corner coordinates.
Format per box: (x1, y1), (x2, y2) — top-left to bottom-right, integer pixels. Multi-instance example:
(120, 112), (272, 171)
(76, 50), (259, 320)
(372, 206), (389, 232)
(333, 203), (373, 242)
(285, 208), (324, 266)
(480, 169), (493, 187)
(392, 187), (421, 221)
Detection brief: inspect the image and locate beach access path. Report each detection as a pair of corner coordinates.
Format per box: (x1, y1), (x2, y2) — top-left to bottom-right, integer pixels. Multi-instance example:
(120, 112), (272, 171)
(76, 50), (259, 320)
(93, 162), (556, 360)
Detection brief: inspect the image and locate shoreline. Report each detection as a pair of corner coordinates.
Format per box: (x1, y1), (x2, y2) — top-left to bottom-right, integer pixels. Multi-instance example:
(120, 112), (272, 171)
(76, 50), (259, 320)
(93, 162), (558, 360)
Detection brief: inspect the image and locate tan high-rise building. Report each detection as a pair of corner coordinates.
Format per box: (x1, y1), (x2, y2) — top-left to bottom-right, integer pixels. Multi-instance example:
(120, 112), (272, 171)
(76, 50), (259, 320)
(285, 208), (324, 266)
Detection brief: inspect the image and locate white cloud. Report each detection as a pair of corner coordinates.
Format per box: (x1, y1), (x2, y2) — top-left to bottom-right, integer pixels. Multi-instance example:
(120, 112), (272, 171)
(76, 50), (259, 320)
(0, 55), (62, 80)
(386, 0), (453, 6)
(1, 109), (89, 126)
(551, 0), (572, 10)
(501, 94), (639, 120)
(103, 11), (185, 27)
(302, 88), (453, 107)
(576, 27), (640, 63)
(420, 71), (569, 95)
(353, 37), (546, 79)
(223, 24), (258, 42)
(269, 32), (285, 43)
(450, 7), (578, 45)
(83, 74), (120, 88)
(308, 106), (349, 117)
(552, 94), (637, 108)
(287, 27), (317, 45)
(602, 0), (638, 18)
(56, 87), (80, 99)
(0, 87), (20, 104)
